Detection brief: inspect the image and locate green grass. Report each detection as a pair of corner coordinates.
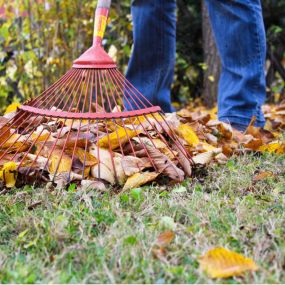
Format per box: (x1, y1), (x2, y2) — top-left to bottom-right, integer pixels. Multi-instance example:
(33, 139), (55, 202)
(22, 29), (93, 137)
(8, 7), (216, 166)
(0, 153), (285, 283)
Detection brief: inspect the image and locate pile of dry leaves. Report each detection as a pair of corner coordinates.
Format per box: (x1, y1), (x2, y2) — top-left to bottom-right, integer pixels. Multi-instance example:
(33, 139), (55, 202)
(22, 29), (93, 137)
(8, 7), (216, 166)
(0, 101), (284, 190)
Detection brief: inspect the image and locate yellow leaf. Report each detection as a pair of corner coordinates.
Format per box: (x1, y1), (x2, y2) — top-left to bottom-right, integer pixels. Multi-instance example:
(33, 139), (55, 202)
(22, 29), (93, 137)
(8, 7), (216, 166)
(258, 142), (284, 154)
(156, 231), (175, 247)
(66, 148), (98, 167)
(178, 124), (200, 146)
(98, 126), (140, 150)
(0, 162), (18, 188)
(199, 247), (258, 279)
(31, 130), (50, 142)
(2, 133), (29, 152)
(4, 102), (21, 114)
(49, 151), (72, 174)
(200, 142), (217, 152)
(122, 172), (159, 191)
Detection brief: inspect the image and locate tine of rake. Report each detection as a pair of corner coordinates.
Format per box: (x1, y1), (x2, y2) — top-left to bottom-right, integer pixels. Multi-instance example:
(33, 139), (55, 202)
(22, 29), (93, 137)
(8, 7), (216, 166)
(97, 70), (118, 182)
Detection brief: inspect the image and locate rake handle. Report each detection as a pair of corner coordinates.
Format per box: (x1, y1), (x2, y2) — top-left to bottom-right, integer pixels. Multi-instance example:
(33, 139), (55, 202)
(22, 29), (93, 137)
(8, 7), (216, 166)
(93, 0), (112, 46)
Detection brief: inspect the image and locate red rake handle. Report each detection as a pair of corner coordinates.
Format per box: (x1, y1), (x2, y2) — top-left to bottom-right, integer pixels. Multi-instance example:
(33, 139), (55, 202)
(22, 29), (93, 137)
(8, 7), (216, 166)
(19, 105), (161, 120)
(93, 0), (111, 46)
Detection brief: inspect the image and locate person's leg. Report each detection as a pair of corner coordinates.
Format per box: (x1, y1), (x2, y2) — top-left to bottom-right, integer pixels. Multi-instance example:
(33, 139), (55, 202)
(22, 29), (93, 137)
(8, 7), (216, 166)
(126, 0), (176, 112)
(205, 0), (266, 128)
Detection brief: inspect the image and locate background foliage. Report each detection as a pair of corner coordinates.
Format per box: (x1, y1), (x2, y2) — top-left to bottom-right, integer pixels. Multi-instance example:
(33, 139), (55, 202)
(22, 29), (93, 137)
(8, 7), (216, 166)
(0, 0), (284, 112)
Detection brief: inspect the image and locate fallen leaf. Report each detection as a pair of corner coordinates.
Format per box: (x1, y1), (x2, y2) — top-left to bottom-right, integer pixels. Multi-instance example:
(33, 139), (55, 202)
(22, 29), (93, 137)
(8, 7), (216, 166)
(152, 247), (167, 262)
(192, 151), (214, 165)
(97, 126), (139, 150)
(156, 231), (175, 247)
(145, 146), (185, 182)
(253, 171), (274, 182)
(4, 102), (21, 114)
(121, 156), (146, 176)
(66, 148), (98, 167)
(31, 129), (50, 142)
(199, 247), (258, 279)
(91, 163), (115, 185)
(215, 153), (228, 164)
(2, 133), (30, 152)
(122, 172), (159, 191)
(258, 142), (284, 154)
(0, 161), (18, 188)
(114, 156), (126, 185)
(81, 179), (107, 191)
(49, 151), (72, 174)
(178, 124), (200, 146)
(242, 135), (263, 150)
(173, 145), (192, 176)
(26, 154), (48, 169)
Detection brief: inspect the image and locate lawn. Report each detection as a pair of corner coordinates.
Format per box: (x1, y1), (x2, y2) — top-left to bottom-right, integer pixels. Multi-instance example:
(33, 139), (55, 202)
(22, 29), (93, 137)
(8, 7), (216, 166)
(0, 152), (285, 283)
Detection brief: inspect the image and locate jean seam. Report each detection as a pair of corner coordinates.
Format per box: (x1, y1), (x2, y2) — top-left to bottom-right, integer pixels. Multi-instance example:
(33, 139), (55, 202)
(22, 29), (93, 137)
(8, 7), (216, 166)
(246, 0), (264, 119)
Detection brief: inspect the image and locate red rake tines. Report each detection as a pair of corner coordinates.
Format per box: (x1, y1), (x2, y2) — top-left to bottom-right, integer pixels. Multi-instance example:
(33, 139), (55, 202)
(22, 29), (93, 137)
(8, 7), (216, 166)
(0, 0), (194, 188)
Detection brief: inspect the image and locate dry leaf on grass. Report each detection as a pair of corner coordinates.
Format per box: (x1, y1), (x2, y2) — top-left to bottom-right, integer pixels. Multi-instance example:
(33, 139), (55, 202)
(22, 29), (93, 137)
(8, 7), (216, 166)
(122, 172), (159, 191)
(192, 151), (214, 165)
(152, 231), (175, 262)
(156, 231), (175, 247)
(199, 247), (258, 279)
(81, 179), (107, 191)
(253, 171), (274, 182)
(258, 142), (284, 154)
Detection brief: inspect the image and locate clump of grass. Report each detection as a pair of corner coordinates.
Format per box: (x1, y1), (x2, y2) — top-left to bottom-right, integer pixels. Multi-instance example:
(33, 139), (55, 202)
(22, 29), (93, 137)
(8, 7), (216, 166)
(0, 153), (284, 283)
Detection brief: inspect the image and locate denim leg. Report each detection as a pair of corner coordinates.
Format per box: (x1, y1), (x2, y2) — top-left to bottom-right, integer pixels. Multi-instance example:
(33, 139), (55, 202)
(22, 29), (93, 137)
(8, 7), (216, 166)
(205, 0), (266, 127)
(126, 0), (176, 112)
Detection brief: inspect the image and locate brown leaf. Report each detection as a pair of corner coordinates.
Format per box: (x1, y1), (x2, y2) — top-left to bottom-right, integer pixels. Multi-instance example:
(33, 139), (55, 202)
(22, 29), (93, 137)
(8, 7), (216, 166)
(57, 133), (95, 148)
(192, 151), (214, 165)
(80, 180), (107, 191)
(242, 135), (263, 150)
(145, 146), (185, 182)
(152, 247), (167, 262)
(91, 163), (115, 185)
(173, 145), (192, 177)
(121, 156), (146, 176)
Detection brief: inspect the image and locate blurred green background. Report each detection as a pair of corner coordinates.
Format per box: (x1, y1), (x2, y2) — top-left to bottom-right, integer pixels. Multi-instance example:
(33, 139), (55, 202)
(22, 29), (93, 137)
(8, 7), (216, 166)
(0, 0), (284, 112)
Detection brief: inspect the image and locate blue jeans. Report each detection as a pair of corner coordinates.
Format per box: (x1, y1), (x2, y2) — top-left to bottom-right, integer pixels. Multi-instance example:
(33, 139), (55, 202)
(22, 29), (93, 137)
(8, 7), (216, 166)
(126, 0), (266, 127)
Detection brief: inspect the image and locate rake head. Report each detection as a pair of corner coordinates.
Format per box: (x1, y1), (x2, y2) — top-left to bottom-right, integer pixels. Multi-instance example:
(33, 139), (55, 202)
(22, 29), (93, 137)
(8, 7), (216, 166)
(0, 1), (194, 189)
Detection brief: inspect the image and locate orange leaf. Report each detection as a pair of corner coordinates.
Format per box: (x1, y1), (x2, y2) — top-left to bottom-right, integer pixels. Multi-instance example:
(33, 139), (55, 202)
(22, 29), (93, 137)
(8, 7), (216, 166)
(199, 247), (258, 279)
(253, 171), (274, 182)
(156, 231), (175, 247)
